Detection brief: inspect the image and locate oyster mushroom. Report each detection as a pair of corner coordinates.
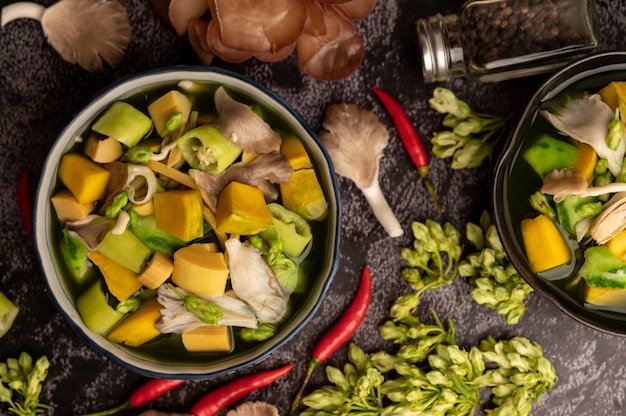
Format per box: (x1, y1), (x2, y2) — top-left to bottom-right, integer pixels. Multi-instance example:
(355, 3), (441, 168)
(540, 169), (626, 203)
(318, 102), (403, 237)
(189, 151), (293, 210)
(226, 401), (280, 416)
(589, 192), (626, 245)
(1, 0), (131, 72)
(214, 87), (283, 154)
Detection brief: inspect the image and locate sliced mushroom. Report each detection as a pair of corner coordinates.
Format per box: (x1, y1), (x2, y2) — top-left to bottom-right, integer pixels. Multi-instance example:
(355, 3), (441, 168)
(214, 87), (283, 154)
(541, 169), (626, 203)
(189, 151), (293, 210)
(589, 192), (626, 244)
(319, 102), (403, 237)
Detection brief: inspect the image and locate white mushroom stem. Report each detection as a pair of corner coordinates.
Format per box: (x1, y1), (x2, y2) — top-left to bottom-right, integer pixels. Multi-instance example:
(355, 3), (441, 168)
(124, 164), (158, 205)
(360, 181), (404, 238)
(111, 210), (130, 235)
(1, 2), (45, 27)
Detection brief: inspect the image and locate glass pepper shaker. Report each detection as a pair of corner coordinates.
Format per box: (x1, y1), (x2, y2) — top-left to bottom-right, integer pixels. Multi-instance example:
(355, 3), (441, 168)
(416, 0), (601, 82)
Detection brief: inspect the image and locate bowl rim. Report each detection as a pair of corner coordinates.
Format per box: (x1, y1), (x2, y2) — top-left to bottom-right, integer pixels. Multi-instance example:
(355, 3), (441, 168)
(493, 51), (626, 336)
(33, 65), (342, 378)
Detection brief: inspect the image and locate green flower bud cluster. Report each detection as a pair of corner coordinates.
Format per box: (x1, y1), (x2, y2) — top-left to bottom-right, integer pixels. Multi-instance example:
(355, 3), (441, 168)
(459, 212), (533, 324)
(398, 220), (462, 320)
(301, 309), (557, 416)
(0, 352), (50, 416)
(428, 88), (510, 169)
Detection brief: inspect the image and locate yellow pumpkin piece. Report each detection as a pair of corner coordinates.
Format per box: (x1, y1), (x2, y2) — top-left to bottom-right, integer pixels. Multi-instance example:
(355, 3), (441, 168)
(51, 189), (95, 223)
(107, 297), (162, 347)
(583, 282), (626, 307)
(87, 251), (142, 302)
(573, 142), (597, 184)
(280, 168), (328, 221)
(606, 229), (626, 260)
(172, 243), (228, 295)
(599, 81), (626, 112)
(215, 182), (274, 235)
(181, 325), (233, 352)
(84, 135), (124, 164)
(521, 215), (572, 273)
(281, 134), (312, 170)
(148, 90), (192, 137)
(130, 199), (154, 216)
(241, 151), (261, 164)
(154, 189), (204, 242)
(137, 252), (174, 289)
(58, 153), (111, 203)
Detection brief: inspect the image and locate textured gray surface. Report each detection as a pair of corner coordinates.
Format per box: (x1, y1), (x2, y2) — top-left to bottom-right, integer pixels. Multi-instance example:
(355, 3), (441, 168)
(1, 0), (626, 415)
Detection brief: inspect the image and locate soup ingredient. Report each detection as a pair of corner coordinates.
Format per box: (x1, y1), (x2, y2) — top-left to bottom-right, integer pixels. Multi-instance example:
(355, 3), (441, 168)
(16, 169), (31, 239)
(460, 212), (534, 324)
(81, 378), (187, 416)
(87, 251), (142, 301)
(589, 192), (626, 244)
(250, 237), (299, 294)
(190, 152), (293, 210)
(85, 135), (124, 164)
(51, 190), (95, 224)
(137, 252), (175, 289)
(214, 87), (282, 155)
(554, 195), (602, 236)
(106, 297), (162, 346)
(0, 292), (18, 338)
(578, 246), (626, 289)
(124, 164), (159, 205)
(128, 213), (186, 257)
(279, 168), (328, 222)
(260, 203), (312, 258)
(182, 325), (232, 352)
(59, 154), (111, 204)
(0, 0), (131, 72)
(226, 401), (278, 416)
(0, 352), (49, 416)
(428, 87), (510, 169)
(226, 238), (288, 324)
(189, 364), (293, 416)
(97, 228), (152, 273)
(289, 265), (371, 416)
(239, 323), (276, 342)
(606, 229), (626, 259)
(216, 181), (274, 235)
(281, 134), (312, 170)
(522, 134), (580, 177)
(177, 125), (243, 174)
(93, 101), (153, 148)
(318, 102), (402, 237)
(154, 189), (204, 242)
(521, 215), (572, 273)
(148, 90), (192, 137)
(540, 95), (622, 176)
(171, 243), (229, 295)
(540, 168), (626, 203)
(76, 280), (126, 334)
(372, 86), (443, 212)
(583, 283), (626, 308)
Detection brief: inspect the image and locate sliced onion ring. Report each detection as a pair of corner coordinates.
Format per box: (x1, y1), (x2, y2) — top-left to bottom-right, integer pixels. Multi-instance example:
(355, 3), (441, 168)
(124, 164), (158, 205)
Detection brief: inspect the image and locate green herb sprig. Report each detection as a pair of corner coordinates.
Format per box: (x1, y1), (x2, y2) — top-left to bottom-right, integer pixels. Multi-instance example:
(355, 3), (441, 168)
(459, 212), (533, 325)
(0, 352), (50, 416)
(428, 87), (510, 169)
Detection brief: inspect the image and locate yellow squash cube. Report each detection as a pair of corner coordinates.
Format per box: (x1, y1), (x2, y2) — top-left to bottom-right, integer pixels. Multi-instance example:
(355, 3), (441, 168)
(521, 215), (571, 273)
(51, 189), (95, 223)
(87, 251), (142, 302)
(281, 134), (312, 170)
(58, 153), (111, 203)
(280, 168), (328, 221)
(181, 326), (233, 352)
(154, 189), (204, 242)
(172, 243), (229, 295)
(215, 182), (273, 235)
(107, 297), (162, 347)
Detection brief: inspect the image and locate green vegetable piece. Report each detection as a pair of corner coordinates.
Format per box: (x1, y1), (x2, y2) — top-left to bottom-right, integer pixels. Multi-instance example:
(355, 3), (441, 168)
(125, 146), (153, 164)
(128, 212), (186, 257)
(162, 112), (183, 137)
(529, 191), (556, 221)
(76, 280), (125, 334)
(177, 125), (242, 175)
(522, 134), (580, 178)
(96, 229), (152, 273)
(251, 236), (300, 293)
(116, 296), (141, 314)
(607, 108), (623, 151)
(105, 191), (129, 219)
(260, 203), (312, 258)
(240, 323), (276, 342)
(59, 228), (91, 282)
(579, 246), (626, 289)
(92, 101), (153, 148)
(169, 284), (223, 325)
(555, 195), (601, 236)
(0, 292), (18, 339)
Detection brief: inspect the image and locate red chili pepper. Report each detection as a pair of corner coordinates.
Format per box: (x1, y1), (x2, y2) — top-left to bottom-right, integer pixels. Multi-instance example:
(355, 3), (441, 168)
(17, 169), (32, 239)
(289, 265), (372, 415)
(371, 86), (444, 212)
(190, 364), (293, 416)
(80, 378), (186, 416)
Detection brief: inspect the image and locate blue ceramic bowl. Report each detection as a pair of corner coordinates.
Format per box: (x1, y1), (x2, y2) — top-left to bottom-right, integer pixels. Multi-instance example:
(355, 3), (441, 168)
(493, 51), (626, 335)
(33, 66), (341, 378)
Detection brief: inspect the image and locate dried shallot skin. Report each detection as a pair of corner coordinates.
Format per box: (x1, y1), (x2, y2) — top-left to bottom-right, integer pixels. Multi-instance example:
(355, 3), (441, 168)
(167, 0), (376, 80)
